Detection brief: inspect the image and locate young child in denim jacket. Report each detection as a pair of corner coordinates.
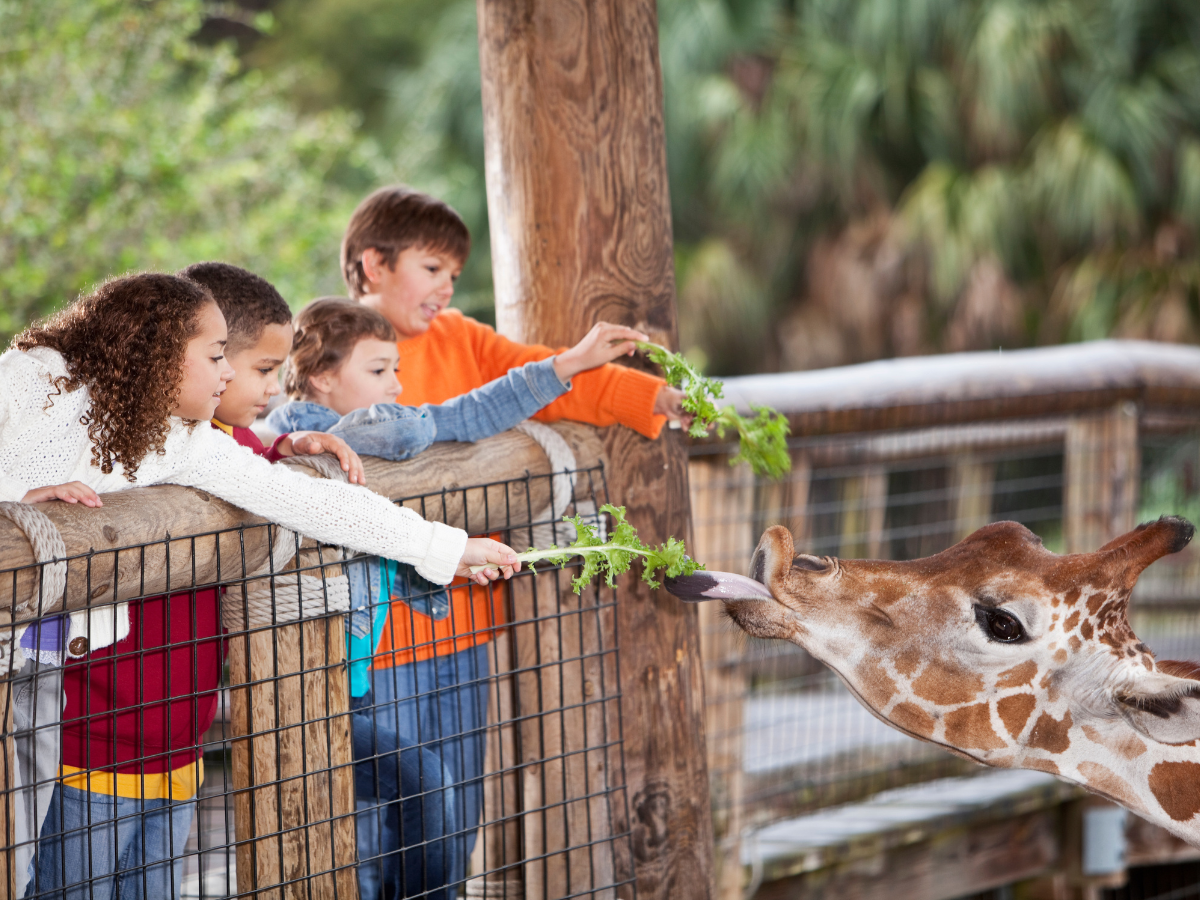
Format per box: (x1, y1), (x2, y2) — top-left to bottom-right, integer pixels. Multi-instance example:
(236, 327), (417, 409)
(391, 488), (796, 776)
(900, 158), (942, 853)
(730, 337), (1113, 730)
(266, 298), (648, 894)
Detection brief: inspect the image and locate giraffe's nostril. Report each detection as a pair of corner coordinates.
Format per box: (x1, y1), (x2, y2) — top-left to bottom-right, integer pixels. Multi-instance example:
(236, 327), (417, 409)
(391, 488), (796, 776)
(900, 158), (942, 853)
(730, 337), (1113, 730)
(792, 554), (830, 572)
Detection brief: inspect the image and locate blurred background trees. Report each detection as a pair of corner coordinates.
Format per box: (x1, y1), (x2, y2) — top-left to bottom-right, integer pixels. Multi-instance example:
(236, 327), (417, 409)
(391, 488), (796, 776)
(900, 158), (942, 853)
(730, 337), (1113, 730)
(6, 0), (1200, 374)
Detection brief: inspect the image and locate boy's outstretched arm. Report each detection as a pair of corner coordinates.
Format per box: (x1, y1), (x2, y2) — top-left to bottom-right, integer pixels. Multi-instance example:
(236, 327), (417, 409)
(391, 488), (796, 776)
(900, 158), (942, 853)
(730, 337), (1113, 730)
(457, 314), (670, 439)
(552, 323), (648, 382)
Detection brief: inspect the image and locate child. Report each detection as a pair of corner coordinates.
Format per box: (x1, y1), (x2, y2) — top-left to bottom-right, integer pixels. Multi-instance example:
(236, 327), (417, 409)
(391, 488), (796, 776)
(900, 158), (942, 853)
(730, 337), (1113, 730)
(338, 186), (687, 880)
(266, 297), (648, 895)
(13, 272), (519, 899)
(195, 273), (466, 900)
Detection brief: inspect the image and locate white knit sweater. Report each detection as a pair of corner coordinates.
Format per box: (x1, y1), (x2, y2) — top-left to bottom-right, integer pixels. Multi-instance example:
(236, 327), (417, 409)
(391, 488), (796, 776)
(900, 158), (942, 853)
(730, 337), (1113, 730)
(0, 347), (468, 652)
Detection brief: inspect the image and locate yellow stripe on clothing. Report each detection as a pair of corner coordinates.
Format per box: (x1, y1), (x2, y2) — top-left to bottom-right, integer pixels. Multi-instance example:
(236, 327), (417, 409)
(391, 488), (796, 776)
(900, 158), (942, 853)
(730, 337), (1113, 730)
(211, 419), (234, 436)
(59, 761), (203, 801)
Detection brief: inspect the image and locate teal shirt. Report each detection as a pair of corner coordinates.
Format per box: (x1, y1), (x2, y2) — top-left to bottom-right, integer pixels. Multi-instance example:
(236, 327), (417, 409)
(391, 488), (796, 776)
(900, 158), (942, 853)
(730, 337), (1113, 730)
(347, 558), (394, 698)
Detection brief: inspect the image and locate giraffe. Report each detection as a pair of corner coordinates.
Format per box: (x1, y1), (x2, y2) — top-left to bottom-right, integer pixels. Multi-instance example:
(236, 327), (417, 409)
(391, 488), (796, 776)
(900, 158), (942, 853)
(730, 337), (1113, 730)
(666, 515), (1200, 846)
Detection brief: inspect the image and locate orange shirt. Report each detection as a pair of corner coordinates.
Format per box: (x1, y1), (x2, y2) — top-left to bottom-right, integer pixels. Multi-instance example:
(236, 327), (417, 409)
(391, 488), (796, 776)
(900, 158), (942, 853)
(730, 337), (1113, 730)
(372, 308), (666, 668)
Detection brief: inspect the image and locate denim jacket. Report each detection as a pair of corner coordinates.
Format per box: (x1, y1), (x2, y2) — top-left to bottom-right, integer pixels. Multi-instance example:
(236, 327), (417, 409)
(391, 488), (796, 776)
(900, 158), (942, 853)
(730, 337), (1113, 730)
(265, 357), (568, 461)
(268, 357), (569, 668)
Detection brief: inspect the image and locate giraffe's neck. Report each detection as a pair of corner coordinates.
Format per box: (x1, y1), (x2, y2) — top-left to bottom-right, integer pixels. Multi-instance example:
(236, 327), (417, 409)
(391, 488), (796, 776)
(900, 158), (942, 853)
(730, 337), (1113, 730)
(1019, 715), (1200, 843)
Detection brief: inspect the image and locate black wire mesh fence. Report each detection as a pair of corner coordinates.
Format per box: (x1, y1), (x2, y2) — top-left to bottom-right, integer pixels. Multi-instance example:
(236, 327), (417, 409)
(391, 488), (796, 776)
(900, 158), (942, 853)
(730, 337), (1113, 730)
(0, 462), (633, 900)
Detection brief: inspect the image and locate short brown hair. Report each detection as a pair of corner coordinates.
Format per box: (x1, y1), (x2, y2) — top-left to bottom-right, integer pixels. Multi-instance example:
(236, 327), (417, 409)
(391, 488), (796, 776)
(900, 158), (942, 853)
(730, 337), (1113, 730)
(285, 298), (397, 398)
(14, 273), (213, 481)
(178, 262), (292, 353)
(341, 186), (471, 298)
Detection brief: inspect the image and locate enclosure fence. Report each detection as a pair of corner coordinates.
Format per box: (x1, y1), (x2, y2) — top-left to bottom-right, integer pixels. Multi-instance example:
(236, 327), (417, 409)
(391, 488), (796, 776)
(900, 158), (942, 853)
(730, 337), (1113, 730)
(0, 437), (634, 900)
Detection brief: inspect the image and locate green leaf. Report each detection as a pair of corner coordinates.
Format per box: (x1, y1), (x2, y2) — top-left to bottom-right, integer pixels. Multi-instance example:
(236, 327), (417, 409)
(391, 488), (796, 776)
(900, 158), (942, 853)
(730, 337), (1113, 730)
(481, 504), (704, 594)
(636, 341), (791, 479)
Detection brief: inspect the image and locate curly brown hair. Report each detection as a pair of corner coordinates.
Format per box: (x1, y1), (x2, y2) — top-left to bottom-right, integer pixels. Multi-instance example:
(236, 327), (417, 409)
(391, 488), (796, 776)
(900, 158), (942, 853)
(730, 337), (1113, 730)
(14, 273), (216, 481)
(284, 297), (396, 398)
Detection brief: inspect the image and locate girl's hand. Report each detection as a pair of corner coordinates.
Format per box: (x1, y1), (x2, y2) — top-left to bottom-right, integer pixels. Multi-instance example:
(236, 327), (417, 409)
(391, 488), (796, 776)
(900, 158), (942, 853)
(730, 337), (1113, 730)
(553, 323), (650, 383)
(653, 385), (696, 432)
(280, 432), (367, 485)
(457, 538), (522, 585)
(23, 482), (103, 507)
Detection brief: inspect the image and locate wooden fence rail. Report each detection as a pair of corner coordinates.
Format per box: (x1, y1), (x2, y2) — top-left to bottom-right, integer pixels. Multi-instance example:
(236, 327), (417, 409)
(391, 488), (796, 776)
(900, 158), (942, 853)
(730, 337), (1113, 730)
(0, 421), (606, 899)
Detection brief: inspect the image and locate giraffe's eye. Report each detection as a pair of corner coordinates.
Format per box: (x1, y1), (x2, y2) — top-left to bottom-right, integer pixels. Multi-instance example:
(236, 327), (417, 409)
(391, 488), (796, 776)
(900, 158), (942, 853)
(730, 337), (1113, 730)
(975, 606), (1027, 643)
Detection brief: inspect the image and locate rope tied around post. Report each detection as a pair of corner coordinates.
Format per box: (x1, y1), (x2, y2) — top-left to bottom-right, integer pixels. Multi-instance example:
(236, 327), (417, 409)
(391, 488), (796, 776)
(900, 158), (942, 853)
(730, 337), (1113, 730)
(221, 453), (352, 632)
(513, 420), (604, 548)
(0, 502), (68, 676)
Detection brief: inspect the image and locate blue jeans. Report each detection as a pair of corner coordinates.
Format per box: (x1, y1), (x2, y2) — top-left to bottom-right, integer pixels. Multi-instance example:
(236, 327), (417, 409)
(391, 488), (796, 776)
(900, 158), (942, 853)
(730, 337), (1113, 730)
(352, 693), (458, 900)
(369, 643), (490, 887)
(29, 784), (195, 900)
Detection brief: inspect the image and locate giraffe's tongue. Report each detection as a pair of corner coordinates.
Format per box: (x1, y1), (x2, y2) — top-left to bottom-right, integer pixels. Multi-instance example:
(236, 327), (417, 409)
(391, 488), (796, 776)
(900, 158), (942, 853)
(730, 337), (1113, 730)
(664, 571), (776, 604)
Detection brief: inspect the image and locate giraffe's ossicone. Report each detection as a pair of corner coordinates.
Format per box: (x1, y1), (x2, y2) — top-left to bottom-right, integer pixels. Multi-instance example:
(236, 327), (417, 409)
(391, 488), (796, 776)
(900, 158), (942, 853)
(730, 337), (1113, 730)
(667, 515), (1200, 846)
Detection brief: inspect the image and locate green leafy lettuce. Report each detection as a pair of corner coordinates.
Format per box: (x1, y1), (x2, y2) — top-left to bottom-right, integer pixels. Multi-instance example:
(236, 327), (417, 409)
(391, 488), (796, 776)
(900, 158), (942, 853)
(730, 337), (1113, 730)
(636, 341), (792, 479)
(472, 504), (703, 593)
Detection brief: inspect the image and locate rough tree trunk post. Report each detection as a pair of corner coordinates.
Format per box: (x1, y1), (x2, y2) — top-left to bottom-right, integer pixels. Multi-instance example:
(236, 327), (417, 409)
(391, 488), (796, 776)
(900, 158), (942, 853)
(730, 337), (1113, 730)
(477, 2), (715, 898)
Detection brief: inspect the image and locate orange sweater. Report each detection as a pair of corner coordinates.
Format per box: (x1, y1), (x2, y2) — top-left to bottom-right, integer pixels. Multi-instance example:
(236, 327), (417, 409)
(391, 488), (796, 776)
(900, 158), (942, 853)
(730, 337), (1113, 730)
(372, 308), (666, 668)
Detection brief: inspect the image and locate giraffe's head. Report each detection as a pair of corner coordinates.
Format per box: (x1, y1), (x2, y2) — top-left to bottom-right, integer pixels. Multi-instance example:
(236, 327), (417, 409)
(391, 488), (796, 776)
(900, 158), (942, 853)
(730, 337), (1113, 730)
(668, 517), (1200, 780)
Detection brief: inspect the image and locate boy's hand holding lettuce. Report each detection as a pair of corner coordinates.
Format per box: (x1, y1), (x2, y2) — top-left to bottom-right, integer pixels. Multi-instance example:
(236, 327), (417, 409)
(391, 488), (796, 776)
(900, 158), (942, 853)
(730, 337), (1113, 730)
(470, 504), (703, 593)
(636, 341), (791, 479)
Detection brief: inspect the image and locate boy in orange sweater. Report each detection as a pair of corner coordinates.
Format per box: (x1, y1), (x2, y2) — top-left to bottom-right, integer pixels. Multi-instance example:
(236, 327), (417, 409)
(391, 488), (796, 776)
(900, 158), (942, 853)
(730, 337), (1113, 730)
(339, 186), (688, 879)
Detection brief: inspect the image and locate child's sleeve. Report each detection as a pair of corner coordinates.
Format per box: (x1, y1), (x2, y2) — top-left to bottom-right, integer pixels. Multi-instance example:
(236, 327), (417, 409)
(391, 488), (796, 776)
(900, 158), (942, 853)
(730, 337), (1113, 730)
(174, 428), (468, 584)
(328, 405), (439, 461)
(463, 315), (669, 439)
(0, 354), (43, 502)
(423, 358), (569, 444)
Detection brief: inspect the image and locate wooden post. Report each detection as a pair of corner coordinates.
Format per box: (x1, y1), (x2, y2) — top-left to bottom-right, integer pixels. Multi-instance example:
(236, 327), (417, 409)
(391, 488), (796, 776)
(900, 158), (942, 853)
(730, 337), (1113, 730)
(1064, 403), (1140, 553)
(1, 681), (13, 900)
(840, 467), (888, 559)
(951, 453), (995, 542)
(477, 3), (714, 897)
(688, 458), (755, 900)
(228, 546), (358, 900)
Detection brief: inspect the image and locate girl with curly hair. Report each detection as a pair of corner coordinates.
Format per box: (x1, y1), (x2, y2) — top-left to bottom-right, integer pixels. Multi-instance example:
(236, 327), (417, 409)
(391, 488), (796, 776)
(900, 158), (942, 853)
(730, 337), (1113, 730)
(1, 272), (520, 899)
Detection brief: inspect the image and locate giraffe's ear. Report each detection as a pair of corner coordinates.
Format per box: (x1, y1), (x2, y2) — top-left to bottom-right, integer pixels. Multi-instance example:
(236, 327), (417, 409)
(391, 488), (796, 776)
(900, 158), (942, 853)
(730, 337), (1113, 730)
(1116, 670), (1200, 745)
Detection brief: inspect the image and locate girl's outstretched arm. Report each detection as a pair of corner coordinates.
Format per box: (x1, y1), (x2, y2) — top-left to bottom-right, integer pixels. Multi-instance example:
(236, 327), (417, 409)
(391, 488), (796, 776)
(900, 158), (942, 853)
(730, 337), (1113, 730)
(173, 426), (477, 585)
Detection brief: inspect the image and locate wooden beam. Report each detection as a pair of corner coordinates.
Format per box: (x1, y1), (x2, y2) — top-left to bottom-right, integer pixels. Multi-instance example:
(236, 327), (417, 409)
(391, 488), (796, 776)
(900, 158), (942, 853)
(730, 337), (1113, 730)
(0, 423), (604, 622)
(709, 340), (1200, 438)
(753, 808), (1061, 900)
(476, 3), (714, 898)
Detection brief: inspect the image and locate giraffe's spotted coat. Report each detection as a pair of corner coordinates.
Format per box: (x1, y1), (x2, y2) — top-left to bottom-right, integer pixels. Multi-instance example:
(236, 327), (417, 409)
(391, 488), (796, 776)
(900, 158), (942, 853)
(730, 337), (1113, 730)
(723, 516), (1200, 849)
(1150, 762), (1200, 822)
(945, 702), (1007, 750)
(997, 693), (1037, 738)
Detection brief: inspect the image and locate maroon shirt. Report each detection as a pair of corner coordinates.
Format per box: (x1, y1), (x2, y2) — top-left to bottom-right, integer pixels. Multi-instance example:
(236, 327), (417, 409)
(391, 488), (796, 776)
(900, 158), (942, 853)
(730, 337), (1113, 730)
(60, 424), (285, 775)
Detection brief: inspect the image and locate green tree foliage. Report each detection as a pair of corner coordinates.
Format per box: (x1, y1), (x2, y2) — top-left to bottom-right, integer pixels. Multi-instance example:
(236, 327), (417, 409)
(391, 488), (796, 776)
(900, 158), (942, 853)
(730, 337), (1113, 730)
(251, 0), (497, 320)
(0, 0), (382, 337)
(673, 0), (1200, 365)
